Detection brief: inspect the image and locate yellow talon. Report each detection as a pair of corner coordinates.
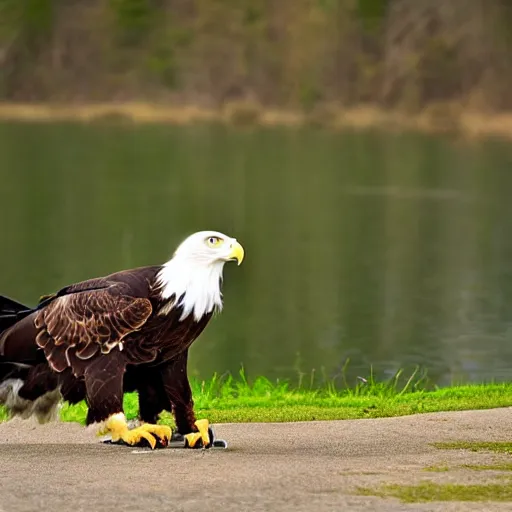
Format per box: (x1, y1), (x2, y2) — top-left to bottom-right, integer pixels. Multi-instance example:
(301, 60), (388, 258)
(195, 419), (210, 446)
(121, 428), (158, 449)
(138, 423), (173, 440)
(184, 432), (201, 448)
(104, 413), (172, 449)
(184, 419), (211, 448)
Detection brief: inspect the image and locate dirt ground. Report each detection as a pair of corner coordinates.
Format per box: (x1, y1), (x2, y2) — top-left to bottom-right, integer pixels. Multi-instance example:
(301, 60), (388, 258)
(1, 408), (512, 512)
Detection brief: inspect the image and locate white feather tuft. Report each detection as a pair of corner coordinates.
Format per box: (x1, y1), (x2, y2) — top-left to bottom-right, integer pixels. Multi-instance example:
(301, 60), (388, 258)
(0, 379), (62, 423)
(156, 260), (224, 322)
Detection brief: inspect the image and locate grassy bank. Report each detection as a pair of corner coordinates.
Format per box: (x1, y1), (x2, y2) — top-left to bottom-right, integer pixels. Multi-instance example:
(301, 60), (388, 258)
(2, 369), (510, 426)
(359, 441), (512, 503)
(3, 102), (512, 141)
(358, 482), (512, 503)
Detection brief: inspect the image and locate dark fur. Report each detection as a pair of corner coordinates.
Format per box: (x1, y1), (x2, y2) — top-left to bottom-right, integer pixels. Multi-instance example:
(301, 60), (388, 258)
(0, 266), (213, 433)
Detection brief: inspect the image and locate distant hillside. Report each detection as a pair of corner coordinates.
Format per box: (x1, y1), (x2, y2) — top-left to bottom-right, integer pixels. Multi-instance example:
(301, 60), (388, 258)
(1, 0), (512, 112)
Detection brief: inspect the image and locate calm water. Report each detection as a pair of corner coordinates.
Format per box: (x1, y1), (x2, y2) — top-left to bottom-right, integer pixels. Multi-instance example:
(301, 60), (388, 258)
(1, 121), (512, 387)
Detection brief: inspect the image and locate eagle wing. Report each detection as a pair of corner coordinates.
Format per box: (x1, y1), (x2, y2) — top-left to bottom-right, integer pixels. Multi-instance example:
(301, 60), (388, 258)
(34, 283), (153, 373)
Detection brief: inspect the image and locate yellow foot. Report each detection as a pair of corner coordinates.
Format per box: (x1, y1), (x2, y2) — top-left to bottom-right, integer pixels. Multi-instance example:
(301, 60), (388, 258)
(104, 413), (172, 449)
(184, 419), (211, 449)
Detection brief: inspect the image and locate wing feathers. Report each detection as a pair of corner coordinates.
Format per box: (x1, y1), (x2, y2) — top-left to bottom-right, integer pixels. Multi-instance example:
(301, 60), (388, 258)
(35, 330), (51, 348)
(75, 341), (99, 360)
(34, 285), (152, 373)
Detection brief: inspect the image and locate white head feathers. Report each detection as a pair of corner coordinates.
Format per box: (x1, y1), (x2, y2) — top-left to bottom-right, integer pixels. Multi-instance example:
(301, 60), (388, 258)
(155, 230), (244, 322)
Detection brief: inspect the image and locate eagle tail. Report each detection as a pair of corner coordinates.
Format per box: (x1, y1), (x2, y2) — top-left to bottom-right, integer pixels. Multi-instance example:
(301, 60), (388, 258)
(0, 362), (61, 423)
(0, 295), (34, 335)
(0, 296), (60, 423)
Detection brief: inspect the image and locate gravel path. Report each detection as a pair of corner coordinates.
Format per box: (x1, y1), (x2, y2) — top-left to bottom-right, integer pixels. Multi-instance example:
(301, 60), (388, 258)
(1, 408), (512, 511)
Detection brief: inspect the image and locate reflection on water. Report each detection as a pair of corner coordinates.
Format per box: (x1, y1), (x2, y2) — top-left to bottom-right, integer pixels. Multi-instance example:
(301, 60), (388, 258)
(1, 121), (512, 387)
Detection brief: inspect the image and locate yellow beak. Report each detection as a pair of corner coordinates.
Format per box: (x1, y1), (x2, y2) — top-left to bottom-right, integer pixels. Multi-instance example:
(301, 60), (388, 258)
(228, 240), (245, 265)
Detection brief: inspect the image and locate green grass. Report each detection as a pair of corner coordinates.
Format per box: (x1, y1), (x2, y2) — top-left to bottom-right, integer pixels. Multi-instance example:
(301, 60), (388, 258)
(423, 465), (450, 472)
(1, 367), (510, 426)
(463, 463), (512, 471)
(424, 463), (512, 472)
(433, 442), (512, 455)
(357, 482), (512, 503)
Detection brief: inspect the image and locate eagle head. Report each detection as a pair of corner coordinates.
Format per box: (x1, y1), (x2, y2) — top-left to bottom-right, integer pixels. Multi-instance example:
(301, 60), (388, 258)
(156, 230), (244, 321)
(173, 230), (244, 267)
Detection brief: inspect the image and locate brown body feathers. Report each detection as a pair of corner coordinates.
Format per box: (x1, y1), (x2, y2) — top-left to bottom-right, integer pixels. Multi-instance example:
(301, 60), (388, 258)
(0, 266), (212, 430)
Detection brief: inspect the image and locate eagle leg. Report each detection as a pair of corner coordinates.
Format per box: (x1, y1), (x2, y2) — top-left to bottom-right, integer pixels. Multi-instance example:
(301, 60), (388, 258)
(159, 351), (212, 447)
(84, 356), (172, 450)
(104, 412), (172, 450)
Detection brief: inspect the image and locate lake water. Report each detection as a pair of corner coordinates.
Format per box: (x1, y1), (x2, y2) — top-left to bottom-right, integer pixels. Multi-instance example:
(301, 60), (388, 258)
(1, 121), (512, 388)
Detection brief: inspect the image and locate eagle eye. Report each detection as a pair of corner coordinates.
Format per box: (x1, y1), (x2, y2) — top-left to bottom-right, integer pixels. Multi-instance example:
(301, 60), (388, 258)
(206, 236), (223, 248)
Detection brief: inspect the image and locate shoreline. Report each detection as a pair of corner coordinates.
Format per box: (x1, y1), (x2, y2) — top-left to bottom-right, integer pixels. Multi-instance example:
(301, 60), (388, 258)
(2, 101), (512, 141)
(2, 380), (509, 426)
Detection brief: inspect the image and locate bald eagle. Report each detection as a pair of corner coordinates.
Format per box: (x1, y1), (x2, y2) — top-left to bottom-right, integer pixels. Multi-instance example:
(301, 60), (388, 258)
(0, 231), (244, 449)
